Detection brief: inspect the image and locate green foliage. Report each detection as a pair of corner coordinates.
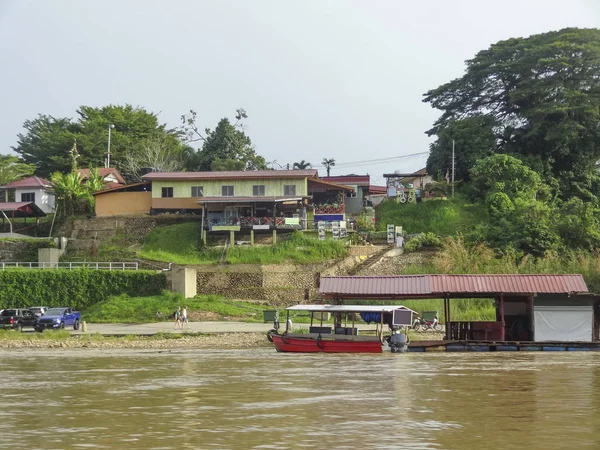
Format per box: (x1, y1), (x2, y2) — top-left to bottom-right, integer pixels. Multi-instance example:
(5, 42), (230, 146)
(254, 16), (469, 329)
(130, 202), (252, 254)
(405, 232), (443, 252)
(426, 116), (496, 183)
(0, 155), (36, 186)
(181, 110), (267, 171)
(293, 160), (312, 169)
(83, 291), (271, 323)
(0, 270), (166, 310)
(376, 197), (486, 236)
(423, 28), (600, 201)
(140, 225), (347, 265)
(12, 105), (181, 178)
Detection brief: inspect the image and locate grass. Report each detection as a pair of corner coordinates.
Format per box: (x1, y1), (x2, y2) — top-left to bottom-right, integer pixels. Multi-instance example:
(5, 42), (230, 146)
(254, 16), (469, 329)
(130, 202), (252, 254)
(139, 224), (348, 265)
(375, 196), (486, 236)
(0, 329), (71, 340)
(82, 291), (274, 323)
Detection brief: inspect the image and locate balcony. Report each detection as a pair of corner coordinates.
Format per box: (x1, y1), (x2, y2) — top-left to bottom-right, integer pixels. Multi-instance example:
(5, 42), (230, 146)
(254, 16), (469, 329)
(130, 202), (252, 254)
(207, 216), (301, 229)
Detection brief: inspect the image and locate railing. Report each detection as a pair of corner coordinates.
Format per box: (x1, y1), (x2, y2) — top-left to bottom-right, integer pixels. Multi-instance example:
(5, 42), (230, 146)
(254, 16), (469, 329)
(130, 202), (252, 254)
(0, 262), (139, 271)
(208, 217), (300, 228)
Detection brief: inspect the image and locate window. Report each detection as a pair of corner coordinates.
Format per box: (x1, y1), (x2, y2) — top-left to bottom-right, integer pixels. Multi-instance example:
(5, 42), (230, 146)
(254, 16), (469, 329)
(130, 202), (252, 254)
(161, 187), (173, 198)
(222, 185), (234, 196)
(284, 185), (296, 196)
(21, 192), (35, 203)
(252, 185), (265, 196)
(191, 186), (204, 197)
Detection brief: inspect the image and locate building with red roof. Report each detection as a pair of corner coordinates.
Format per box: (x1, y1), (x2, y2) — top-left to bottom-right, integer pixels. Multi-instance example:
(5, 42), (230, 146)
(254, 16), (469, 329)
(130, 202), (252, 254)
(0, 176), (54, 213)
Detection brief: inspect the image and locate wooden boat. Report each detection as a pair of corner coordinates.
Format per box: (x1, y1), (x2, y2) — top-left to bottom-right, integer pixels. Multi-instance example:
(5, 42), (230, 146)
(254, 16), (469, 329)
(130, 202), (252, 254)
(267, 304), (414, 353)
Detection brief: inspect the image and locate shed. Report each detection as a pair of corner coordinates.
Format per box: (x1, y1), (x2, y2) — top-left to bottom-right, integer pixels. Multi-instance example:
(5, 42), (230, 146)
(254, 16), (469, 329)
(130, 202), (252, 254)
(319, 274), (597, 343)
(93, 182), (152, 217)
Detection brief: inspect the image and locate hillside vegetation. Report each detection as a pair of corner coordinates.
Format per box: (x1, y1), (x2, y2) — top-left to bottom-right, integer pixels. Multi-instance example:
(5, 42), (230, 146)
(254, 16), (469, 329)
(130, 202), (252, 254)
(139, 223), (348, 265)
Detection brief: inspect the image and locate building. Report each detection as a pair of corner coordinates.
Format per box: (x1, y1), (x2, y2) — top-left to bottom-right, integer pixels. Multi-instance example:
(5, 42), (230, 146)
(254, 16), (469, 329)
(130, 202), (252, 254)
(92, 182), (151, 217)
(78, 168), (126, 189)
(141, 170), (352, 230)
(0, 176), (54, 214)
(384, 168), (432, 192)
(321, 175), (384, 215)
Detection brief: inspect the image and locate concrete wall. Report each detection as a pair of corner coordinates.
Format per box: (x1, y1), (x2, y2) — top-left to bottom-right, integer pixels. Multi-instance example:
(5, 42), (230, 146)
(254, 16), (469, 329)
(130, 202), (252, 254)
(95, 191), (152, 216)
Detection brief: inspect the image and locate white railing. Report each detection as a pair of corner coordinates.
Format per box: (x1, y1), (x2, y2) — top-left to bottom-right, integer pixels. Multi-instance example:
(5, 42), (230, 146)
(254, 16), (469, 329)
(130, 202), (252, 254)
(0, 262), (139, 271)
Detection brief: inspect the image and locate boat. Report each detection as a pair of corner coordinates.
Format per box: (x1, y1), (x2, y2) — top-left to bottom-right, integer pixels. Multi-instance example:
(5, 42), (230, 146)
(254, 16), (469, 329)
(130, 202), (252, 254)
(267, 304), (415, 353)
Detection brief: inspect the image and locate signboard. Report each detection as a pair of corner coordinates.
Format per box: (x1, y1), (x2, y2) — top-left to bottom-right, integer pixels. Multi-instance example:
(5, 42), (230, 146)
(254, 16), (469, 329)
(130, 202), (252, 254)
(331, 221), (340, 240)
(318, 221), (326, 240)
(395, 226), (403, 241)
(387, 224), (395, 244)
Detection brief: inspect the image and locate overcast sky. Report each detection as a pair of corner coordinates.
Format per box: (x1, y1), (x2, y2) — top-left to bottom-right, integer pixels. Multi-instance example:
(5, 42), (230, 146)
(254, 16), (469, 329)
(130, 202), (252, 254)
(0, 0), (598, 184)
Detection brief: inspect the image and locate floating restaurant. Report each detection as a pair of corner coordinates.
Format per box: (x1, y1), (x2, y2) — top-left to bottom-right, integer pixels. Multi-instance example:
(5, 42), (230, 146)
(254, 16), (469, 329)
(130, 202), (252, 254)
(318, 274), (599, 352)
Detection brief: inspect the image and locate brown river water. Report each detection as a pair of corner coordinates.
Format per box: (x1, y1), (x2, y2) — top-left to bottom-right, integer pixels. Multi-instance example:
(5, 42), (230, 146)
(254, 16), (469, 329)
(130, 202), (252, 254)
(1, 348), (599, 449)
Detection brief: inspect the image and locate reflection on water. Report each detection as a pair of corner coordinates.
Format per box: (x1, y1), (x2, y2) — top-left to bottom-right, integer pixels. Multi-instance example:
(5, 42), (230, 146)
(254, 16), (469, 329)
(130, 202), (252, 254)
(0, 349), (599, 449)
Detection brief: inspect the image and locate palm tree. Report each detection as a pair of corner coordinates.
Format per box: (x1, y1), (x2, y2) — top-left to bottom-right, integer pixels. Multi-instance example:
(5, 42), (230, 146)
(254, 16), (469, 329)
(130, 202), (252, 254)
(293, 160), (312, 170)
(322, 158), (336, 177)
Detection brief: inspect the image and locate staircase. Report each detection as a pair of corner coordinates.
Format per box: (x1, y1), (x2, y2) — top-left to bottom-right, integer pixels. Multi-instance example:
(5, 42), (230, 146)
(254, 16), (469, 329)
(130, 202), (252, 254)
(346, 244), (394, 275)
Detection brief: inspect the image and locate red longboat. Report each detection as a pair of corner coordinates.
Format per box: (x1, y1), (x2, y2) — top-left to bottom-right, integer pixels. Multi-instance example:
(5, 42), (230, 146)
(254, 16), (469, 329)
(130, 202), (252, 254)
(268, 304), (415, 353)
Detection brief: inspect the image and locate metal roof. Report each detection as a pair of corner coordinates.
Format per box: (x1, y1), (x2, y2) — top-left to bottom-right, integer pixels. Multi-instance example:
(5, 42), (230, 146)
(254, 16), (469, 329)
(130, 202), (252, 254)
(0, 176), (50, 189)
(0, 202), (47, 217)
(319, 274), (589, 298)
(321, 176), (370, 185)
(143, 170), (318, 181)
(196, 196), (304, 204)
(286, 304), (416, 313)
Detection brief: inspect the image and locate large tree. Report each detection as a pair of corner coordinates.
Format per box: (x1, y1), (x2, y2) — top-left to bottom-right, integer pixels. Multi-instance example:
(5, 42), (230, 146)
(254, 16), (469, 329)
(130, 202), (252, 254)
(181, 109), (267, 171)
(12, 105), (182, 178)
(0, 155), (36, 185)
(423, 28), (600, 199)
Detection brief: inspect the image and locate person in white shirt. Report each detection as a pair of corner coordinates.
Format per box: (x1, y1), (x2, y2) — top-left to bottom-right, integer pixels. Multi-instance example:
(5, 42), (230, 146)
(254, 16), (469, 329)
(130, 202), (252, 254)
(181, 306), (190, 329)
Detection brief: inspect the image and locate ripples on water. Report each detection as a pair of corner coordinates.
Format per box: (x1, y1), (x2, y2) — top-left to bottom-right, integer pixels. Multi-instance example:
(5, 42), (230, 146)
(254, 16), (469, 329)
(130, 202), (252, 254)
(0, 349), (599, 449)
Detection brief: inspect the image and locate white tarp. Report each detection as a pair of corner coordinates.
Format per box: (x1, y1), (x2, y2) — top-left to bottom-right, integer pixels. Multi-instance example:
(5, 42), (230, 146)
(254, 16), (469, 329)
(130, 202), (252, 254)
(534, 305), (592, 342)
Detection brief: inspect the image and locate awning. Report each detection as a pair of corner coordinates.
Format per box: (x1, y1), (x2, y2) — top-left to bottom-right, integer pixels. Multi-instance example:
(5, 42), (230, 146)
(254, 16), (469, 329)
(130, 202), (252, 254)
(0, 202), (47, 218)
(285, 304), (416, 314)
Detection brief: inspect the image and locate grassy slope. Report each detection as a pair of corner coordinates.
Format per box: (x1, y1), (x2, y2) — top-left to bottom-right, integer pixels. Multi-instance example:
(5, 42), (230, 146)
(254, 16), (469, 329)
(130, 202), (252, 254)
(376, 196), (486, 236)
(139, 224), (348, 265)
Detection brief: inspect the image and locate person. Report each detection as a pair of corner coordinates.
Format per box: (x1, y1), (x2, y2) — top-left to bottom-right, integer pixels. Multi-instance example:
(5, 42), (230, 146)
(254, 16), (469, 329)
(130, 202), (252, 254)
(181, 305), (190, 329)
(173, 306), (182, 330)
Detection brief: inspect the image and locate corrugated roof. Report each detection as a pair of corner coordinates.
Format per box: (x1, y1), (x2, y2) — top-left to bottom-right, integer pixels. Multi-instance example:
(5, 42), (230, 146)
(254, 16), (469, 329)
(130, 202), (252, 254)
(308, 178), (354, 192)
(0, 202), (47, 217)
(320, 274), (589, 297)
(1, 176), (50, 189)
(143, 170), (318, 181)
(321, 176), (370, 185)
(196, 196), (304, 204)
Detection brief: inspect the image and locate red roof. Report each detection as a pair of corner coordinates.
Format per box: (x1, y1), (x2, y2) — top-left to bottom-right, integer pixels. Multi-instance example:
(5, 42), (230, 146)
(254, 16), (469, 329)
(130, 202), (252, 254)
(78, 168), (126, 184)
(320, 274), (589, 298)
(0, 202), (46, 217)
(368, 185), (387, 194)
(143, 170), (318, 181)
(1, 176), (50, 189)
(321, 175), (370, 185)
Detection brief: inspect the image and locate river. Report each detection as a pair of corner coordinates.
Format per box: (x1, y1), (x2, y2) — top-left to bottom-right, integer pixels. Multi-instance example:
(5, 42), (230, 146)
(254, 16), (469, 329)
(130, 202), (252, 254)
(1, 348), (599, 449)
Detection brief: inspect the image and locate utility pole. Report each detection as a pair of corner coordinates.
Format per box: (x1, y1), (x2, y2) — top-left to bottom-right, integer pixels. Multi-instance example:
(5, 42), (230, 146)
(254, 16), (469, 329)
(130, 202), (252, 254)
(106, 124), (115, 168)
(451, 139), (455, 197)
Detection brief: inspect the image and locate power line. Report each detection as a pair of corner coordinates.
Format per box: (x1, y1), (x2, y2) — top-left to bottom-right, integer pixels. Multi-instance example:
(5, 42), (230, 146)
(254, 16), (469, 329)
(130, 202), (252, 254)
(312, 151), (429, 169)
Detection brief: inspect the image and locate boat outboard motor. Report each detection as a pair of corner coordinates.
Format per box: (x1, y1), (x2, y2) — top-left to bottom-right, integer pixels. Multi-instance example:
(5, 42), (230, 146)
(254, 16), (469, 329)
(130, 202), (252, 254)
(389, 328), (408, 353)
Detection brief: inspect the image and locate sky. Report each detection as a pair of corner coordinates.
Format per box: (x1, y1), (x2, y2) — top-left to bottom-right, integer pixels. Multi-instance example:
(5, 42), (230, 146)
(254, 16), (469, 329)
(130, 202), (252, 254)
(0, 0), (598, 185)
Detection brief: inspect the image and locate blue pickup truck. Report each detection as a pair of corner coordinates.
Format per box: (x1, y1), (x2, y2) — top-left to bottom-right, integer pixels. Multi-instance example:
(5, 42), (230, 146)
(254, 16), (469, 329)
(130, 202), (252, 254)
(35, 307), (81, 332)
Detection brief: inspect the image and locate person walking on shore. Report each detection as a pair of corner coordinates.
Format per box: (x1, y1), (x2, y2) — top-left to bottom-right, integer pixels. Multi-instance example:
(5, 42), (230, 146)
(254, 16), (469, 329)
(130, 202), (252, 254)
(181, 305), (190, 330)
(173, 306), (182, 330)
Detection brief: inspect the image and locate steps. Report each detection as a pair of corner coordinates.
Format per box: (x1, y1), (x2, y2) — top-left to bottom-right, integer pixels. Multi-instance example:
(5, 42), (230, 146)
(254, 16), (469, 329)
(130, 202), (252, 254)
(346, 244), (394, 275)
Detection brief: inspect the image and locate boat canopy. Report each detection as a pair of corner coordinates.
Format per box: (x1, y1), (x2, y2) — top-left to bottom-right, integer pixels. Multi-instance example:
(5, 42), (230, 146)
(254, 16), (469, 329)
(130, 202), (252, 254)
(285, 305), (416, 314)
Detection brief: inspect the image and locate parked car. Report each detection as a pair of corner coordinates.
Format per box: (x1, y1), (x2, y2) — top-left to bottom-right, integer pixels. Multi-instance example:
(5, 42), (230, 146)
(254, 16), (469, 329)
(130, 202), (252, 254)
(0, 309), (39, 331)
(29, 306), (49, 318)
(35, 307), (81, 332)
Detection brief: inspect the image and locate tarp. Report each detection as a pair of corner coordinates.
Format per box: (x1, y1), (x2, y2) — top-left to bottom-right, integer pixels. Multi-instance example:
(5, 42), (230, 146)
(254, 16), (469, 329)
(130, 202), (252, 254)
(534, 305), (592, 342)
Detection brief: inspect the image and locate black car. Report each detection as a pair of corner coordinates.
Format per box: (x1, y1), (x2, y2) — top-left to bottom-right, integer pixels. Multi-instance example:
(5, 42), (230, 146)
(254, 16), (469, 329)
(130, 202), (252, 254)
(0, 309), (38, 331)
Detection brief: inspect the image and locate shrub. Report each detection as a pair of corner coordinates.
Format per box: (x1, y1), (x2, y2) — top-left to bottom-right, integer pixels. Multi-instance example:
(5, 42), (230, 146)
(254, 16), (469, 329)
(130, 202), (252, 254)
(0, 270), (167, 310)
(405, 232), (443, 252)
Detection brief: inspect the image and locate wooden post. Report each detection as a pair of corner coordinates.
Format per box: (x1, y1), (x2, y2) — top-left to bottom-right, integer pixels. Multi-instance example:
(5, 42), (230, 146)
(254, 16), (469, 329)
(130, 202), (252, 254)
(230, 230), (235, 246)
(250, 229), (254, 245)
(272, 229), (277, 245)
(499, 293), (505, 341)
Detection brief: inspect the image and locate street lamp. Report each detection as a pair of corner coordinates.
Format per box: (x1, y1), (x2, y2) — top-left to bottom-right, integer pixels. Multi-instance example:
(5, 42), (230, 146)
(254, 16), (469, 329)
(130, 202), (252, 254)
(106, 124), (115, 168)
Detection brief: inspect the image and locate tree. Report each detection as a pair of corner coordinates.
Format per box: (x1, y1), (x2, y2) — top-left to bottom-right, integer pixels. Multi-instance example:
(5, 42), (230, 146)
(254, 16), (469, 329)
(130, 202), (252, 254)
(50, 171), (89, 215)
(121, 136), (187, 181)
(293, 160), (312, 170)
(423, 28), (600, 199)
(12, 105), (182, 178)
(0, 155), (35, 186)
(210, 158), (246, 171)
(181, 110), (267, 171)
(322, 158), (335, 177)
(426, 116), (496, 183)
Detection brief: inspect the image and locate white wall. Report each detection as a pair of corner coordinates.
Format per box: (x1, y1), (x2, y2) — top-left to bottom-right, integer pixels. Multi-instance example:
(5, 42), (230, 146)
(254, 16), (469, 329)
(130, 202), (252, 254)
(15, 187), (55, 214)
